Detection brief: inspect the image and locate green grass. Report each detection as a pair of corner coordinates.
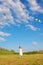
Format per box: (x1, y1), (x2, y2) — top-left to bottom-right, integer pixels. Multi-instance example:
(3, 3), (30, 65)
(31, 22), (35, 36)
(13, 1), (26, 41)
(0, 54), (43, 65)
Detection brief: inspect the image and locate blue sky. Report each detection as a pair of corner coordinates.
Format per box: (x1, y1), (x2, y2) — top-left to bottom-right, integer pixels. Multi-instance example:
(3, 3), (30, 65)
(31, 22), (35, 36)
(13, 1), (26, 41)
(0, 0), (43, 52)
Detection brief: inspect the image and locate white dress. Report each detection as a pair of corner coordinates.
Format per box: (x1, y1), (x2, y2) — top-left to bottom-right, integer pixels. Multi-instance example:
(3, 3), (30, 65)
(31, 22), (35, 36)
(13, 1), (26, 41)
(19, 48), (23, 56)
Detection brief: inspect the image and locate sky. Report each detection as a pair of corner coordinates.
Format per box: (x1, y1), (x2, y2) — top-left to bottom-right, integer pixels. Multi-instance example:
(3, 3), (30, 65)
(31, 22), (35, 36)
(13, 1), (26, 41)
(0, 0), (43, 52)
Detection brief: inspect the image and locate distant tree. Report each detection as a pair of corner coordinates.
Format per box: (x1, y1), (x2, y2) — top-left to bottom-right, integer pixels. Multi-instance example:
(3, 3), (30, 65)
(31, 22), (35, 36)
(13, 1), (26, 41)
(10, 49), (15, 53)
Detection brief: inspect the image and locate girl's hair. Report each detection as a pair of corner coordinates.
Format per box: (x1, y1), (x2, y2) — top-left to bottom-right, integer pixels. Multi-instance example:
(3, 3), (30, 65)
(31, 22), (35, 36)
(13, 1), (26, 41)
(19, 46), (22, 49)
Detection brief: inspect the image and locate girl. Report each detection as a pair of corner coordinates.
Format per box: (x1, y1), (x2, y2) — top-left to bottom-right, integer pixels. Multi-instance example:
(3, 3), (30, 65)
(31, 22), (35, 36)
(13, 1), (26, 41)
(19, 46), (23, 57)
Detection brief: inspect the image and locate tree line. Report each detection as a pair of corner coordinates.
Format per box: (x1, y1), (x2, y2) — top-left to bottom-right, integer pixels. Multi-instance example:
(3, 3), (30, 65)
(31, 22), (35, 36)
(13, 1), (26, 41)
(0, 48), (43, 55)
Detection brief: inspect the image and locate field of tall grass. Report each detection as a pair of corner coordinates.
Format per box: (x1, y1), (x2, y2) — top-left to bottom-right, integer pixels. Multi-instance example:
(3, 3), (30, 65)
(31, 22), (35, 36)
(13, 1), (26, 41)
(0, 54), (43, 65)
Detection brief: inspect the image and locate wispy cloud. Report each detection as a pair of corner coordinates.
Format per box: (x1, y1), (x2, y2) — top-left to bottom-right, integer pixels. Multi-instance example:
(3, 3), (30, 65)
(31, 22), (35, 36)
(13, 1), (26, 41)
(0, 0), (41, 31)
(26, 24), (40, 31)
(28, 0), (43, 13)
(0, 0), (35, 28)
(35, 18), (41, 23)
(0, 31), (11, 36)
(32, 41), (37, 45)
(0, 31), (11, 41)
(0, 37), (5, 42)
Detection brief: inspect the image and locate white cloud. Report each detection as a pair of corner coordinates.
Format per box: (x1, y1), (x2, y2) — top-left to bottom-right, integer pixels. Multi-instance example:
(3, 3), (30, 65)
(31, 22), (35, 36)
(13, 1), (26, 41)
(0, 0), (35, 28)
(35, 18), (41, 23)
(27, 0), (43, 13)
(0, 37), (5, 42)
(0, 31), (11, 41)
(32, 41), (37, 45)
(0, 31), (11, 36)
(0, 0), (41, 31)
(26, 24), (40, 31)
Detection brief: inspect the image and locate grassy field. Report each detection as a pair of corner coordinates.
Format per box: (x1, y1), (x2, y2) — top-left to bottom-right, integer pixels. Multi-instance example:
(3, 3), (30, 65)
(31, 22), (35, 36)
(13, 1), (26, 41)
(0, 54), (43, 65)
